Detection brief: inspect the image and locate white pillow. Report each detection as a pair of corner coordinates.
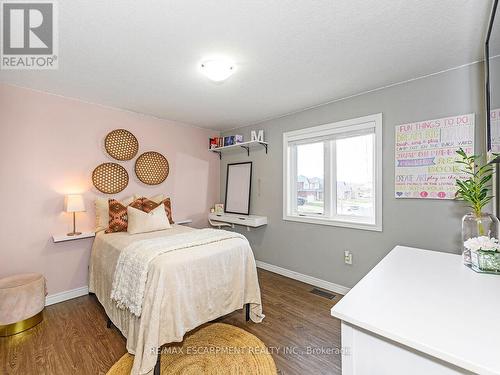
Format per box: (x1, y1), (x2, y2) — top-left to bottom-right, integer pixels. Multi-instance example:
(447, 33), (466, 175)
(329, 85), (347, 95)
(95, 196), (134, 232)
(127, 203), (171, 235)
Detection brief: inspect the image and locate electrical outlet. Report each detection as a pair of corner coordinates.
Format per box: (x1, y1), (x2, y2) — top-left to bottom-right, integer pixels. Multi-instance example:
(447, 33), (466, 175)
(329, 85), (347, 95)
(344, 250), (353, 265)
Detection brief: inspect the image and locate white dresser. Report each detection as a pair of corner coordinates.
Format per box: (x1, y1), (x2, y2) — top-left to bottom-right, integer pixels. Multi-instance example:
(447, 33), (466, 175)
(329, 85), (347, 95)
(331, 246), (500, 375)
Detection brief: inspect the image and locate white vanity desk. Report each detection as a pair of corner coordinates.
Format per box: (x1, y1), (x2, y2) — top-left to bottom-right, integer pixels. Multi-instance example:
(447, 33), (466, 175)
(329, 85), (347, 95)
(331, 246), (500, 375)
(208, 212), (267, 230)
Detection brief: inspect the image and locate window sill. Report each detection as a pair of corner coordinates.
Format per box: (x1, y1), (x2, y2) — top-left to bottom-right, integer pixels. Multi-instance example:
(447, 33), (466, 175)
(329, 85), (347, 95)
(283, 214), (382, 232)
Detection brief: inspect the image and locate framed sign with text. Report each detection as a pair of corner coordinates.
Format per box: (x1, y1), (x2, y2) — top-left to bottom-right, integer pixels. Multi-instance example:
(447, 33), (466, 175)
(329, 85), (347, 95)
(395, 113), (475, 199)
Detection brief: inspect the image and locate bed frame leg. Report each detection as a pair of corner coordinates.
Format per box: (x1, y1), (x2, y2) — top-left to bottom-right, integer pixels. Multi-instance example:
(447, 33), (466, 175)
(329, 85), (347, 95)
(106, 317), (112, 329)
(154, 350), (161, 375)
(245, 303), (250, 322)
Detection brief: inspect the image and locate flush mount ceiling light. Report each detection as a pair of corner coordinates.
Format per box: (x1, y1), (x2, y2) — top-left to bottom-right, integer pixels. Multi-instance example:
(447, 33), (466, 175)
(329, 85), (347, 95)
(200, 59), (235, 82)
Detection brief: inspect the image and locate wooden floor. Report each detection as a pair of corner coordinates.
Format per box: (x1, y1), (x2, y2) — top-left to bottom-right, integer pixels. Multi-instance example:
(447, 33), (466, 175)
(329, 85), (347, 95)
(0, 269), (343, 375)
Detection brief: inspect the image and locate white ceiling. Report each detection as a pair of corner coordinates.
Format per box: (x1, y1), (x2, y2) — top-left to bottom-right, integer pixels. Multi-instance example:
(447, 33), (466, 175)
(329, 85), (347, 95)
(0, 0), (493, 130)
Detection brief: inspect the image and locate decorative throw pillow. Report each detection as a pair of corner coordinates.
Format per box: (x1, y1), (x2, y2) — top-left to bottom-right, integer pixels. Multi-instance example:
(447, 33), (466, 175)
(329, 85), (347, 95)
(133, 194), (164, 203)
(140, 197), (174, 224)
(127, 204), (171, 235)
(95, 196), (134, 232)
(105, 198), (144, 233)
(162, 198), (174, 224)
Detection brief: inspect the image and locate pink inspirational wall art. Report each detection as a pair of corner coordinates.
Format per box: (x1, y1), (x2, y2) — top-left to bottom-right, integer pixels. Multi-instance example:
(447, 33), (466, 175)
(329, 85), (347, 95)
(490, 108), (500, 154)
(395, 113), (475, 199)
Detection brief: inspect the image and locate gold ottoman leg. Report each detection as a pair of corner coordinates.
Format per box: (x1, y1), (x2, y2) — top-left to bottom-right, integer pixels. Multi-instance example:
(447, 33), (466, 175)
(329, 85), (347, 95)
(0, 310), (43, 337)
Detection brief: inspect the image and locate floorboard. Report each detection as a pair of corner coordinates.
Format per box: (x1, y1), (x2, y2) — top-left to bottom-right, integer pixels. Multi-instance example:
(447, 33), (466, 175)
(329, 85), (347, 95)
(0, 269), (343, 375)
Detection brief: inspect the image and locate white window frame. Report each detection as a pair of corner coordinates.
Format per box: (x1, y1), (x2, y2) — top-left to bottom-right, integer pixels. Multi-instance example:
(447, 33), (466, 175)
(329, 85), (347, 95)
(283, 113), (383, 231)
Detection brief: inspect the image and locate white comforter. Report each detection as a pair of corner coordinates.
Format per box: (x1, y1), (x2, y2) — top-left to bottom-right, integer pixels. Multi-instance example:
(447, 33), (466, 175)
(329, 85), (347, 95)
(111, 229), (247, 317)
(89, 225), (264, 375)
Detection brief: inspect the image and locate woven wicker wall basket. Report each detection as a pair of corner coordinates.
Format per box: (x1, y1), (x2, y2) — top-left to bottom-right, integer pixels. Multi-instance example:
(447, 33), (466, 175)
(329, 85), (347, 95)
(135, 151), (169, 185)
(104, 129), (139, 161)
(92, 163), (129, 194)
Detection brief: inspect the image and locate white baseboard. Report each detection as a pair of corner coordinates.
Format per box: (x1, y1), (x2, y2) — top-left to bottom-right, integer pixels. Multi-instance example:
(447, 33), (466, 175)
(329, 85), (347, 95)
(45, 286), (89, 306)
(256, 260), (351, 295)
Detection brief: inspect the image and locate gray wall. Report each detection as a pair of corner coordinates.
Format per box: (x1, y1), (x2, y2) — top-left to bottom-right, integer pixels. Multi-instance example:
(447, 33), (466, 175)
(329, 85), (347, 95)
(221, 62), (486, 288)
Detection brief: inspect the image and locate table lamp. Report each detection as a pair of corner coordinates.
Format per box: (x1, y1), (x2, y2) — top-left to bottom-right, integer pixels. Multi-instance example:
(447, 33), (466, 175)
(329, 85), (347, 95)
(64, 194), (85, 236)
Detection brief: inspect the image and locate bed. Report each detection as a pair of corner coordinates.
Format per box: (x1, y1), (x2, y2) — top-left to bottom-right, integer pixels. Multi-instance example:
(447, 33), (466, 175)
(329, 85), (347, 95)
(89, 224), (264, 375)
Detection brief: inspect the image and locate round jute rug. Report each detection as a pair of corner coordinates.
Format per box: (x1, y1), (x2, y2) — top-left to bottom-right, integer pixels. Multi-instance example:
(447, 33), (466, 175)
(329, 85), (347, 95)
(106, 323), (277, 375)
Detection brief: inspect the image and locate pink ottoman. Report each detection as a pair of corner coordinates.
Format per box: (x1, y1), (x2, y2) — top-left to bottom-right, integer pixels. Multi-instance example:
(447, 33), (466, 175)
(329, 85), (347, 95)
(0, 273), (46, 336)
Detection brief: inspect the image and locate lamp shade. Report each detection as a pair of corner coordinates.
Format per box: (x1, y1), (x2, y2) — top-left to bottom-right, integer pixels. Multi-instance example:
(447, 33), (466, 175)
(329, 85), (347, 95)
(64, 194), (85, 213)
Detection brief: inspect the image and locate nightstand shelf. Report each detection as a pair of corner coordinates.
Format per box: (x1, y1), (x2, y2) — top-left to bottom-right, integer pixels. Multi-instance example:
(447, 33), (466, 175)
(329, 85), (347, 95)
(52, 232), (95, 243)
(175, 219), (193, 225)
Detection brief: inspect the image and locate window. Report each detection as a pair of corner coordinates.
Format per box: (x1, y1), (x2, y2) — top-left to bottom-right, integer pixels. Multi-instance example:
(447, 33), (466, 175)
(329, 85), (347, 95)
(283, 114), (382, 231)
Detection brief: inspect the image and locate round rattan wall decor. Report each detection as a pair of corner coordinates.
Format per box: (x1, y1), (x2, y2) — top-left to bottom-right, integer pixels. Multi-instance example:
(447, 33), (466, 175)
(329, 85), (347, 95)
(104, 129), (139, 161)
(135, 151), (169, 185)
(92, 163), (129, 194)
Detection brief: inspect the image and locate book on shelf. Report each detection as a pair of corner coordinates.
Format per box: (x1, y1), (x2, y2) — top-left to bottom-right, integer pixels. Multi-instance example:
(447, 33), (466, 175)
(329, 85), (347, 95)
(209, 137), (223, 149)
(209, 137), (218, 149)
(209, 135), (245, 149)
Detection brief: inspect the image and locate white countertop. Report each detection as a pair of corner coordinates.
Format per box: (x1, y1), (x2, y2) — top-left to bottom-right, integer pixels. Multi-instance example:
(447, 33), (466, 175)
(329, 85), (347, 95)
(331, 246), (500, 375)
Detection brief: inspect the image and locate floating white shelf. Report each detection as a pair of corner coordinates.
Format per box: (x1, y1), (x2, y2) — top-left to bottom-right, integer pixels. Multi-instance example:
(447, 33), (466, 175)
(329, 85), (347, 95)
(209, 140), (268, 159)
(209, 213), (267, 231)
(175, 219), (193, 225)
(52, 232), (95, 243)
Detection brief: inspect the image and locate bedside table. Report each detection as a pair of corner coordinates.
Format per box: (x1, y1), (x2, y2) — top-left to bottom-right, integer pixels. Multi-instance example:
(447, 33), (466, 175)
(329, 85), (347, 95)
(175, 219), (193, 225)
(52, 232), (95, 243)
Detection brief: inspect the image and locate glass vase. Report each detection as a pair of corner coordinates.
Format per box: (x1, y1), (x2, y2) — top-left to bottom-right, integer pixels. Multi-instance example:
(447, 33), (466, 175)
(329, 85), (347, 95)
(471, 250), (500, 273)
(461, 212), (500, 266)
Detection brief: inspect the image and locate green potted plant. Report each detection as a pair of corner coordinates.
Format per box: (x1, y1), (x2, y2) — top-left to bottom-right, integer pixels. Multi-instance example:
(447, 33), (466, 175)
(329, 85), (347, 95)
(455, 148), (500, 270)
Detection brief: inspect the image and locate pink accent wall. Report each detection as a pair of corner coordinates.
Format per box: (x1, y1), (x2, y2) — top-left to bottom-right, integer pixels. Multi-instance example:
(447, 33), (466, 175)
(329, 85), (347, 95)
(0, 84), (220, 295)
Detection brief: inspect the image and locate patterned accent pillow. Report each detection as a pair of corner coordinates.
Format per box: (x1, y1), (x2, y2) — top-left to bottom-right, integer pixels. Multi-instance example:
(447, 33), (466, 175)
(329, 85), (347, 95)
(141, 197), (174, 224)
(162, 198), (174, 224)
(105, 198), (144, 233)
